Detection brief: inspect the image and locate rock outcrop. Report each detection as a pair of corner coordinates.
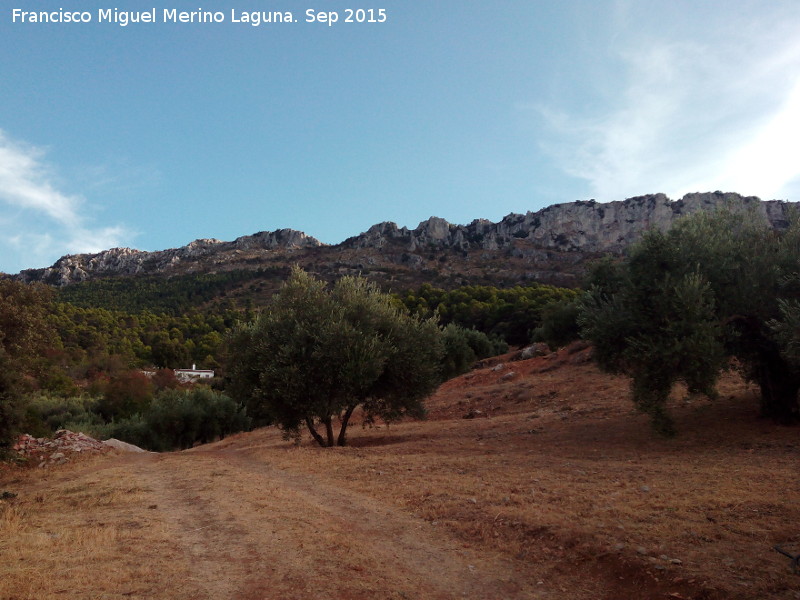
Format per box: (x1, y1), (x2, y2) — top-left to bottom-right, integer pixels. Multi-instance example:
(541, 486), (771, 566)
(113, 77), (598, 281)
(17, 229), (323, 286)
(13, 192), (796, 287)
(346, 192), (793, 254)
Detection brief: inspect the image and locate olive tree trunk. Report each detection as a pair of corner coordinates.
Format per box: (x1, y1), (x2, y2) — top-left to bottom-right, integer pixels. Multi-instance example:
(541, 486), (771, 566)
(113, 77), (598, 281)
(304, 417), (328, 447)
(337, 404), (358, 447)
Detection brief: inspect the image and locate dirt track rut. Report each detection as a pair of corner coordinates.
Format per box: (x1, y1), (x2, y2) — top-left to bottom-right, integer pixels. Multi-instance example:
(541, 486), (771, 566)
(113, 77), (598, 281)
(125, 448), (538, 600)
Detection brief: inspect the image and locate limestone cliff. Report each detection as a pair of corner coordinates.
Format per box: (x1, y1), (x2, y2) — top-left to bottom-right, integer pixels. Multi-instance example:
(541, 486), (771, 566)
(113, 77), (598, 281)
(346, 192), (792, 254)
(14, 192), (796, 287)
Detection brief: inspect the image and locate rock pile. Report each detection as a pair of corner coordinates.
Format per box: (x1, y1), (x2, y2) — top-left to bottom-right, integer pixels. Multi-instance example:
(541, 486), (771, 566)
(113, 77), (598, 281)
(13, 430), (110, 467)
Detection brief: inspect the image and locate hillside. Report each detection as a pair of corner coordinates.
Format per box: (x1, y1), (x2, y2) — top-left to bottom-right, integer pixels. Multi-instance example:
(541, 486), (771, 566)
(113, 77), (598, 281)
(15, 192), (796, 294)
(2, 346), (798, 600)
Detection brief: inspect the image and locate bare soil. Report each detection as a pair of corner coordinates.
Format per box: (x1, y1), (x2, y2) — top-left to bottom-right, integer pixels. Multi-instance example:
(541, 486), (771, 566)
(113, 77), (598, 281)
(2, 347), (799, 599)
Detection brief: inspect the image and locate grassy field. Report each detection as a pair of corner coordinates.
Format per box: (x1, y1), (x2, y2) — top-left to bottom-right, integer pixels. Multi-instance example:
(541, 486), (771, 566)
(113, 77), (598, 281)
(2, 346), (799, 599)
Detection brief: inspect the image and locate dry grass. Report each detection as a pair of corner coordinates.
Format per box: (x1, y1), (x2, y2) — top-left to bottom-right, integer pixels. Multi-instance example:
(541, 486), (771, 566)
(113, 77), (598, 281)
(1, 348), (799, 599)
(0, 459), (195, 600)
(229, 350), (800, 599)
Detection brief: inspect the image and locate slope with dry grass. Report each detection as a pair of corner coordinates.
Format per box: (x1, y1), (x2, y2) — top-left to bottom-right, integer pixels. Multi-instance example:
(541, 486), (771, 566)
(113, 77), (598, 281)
(2, 347), (799, 600)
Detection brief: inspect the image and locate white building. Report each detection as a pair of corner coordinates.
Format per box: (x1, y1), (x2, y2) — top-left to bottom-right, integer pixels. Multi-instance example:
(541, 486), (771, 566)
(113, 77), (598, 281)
(174, 364), (215, 382)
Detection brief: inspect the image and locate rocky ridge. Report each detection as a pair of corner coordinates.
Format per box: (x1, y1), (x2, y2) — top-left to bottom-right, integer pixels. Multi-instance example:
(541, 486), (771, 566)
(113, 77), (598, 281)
(18, 228), (322, 286)
(15, 192), (796, 287)
(347, 192), (792, 253)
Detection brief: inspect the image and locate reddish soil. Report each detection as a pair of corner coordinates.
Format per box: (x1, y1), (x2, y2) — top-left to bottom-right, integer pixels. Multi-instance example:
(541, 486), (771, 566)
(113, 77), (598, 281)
(2, 345), (799, 599)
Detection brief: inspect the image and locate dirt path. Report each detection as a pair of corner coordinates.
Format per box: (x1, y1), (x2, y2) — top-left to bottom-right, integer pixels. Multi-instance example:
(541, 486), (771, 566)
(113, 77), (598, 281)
(7, 359), (797, 599)
(114, 447), (541, 600)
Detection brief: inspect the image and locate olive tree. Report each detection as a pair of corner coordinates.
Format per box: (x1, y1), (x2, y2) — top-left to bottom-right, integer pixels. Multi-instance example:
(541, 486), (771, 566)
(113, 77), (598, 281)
(580, 209), (800, 434)
(227, 268), (443, 447)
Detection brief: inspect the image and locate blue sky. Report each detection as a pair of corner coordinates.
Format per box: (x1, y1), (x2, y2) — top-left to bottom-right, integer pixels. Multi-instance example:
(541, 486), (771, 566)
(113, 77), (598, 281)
(2, 1), (800, 273)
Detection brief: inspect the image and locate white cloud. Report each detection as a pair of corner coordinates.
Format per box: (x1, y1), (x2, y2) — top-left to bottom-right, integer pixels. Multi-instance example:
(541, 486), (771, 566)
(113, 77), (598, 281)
(0, 132), (80, 227)
(0, 130), (132, 272)
(536, 3), (800, 203)
(679, 77), (800, 199)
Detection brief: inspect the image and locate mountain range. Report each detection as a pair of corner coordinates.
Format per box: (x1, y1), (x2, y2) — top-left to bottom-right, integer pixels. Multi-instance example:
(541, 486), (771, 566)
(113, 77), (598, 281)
(14, 192), (795, 290)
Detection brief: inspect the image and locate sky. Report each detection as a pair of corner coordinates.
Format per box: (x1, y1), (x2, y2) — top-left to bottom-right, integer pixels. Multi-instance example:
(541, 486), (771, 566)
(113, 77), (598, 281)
(2, 0), (800, 274)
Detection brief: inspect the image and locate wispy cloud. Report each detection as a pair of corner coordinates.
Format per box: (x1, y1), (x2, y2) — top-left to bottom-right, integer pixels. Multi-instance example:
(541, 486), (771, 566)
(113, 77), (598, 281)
(0, 132), (82, 228)
(535, 3), (800, 202)
(681, 77), (800, 199)
(0, 129), (132, 272)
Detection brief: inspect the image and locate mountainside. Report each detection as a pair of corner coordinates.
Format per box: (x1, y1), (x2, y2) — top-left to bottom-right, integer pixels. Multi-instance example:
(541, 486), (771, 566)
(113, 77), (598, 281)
(15, 192), (795, 289)
(16, 229), (321, 287)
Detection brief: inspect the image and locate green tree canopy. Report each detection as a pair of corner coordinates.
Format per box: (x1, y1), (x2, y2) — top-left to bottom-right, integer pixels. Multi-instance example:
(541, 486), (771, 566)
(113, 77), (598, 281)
(440, 323), (508, 380)
(580, 209), (800, 434)
(398, 282), (579, 345)
(0, 280), (58, 449)
(227, 268), (443, 447)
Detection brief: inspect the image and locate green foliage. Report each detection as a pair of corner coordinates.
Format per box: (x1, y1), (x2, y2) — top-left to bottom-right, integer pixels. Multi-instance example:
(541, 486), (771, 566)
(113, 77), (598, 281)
(398, 282), (579, 345)
(100, 415), (158, 451)
(23, 393), (103, 437)
(0, 274), (257, 455)
(56, 269), (285, 314)
(770, 298), (800, 365)
(0, 365), (26, 456)
(581, 266), (723, 435)
(532, 300), (582, 349)
(440, 324), (508, 380)
(96, 371), (154, 421)
(49, 302), (236, 369)
(25, 387), (250, 452)
(580, 209), (800, 433)
(228, 268), (443, 447)
(144, 388), (250, 450)
(0, 280), (59, 449)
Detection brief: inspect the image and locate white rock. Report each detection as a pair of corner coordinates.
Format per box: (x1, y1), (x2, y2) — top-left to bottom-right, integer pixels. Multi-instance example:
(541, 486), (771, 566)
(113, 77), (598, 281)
(103, 438), (151, 453)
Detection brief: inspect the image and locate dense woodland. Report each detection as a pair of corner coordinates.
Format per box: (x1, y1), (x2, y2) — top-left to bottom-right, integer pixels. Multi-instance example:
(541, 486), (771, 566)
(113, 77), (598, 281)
(398, 282), (579, 345)
(57, 268), (287, 314)
(51, 273), (579, 372)
(1, 271), (575, 453)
